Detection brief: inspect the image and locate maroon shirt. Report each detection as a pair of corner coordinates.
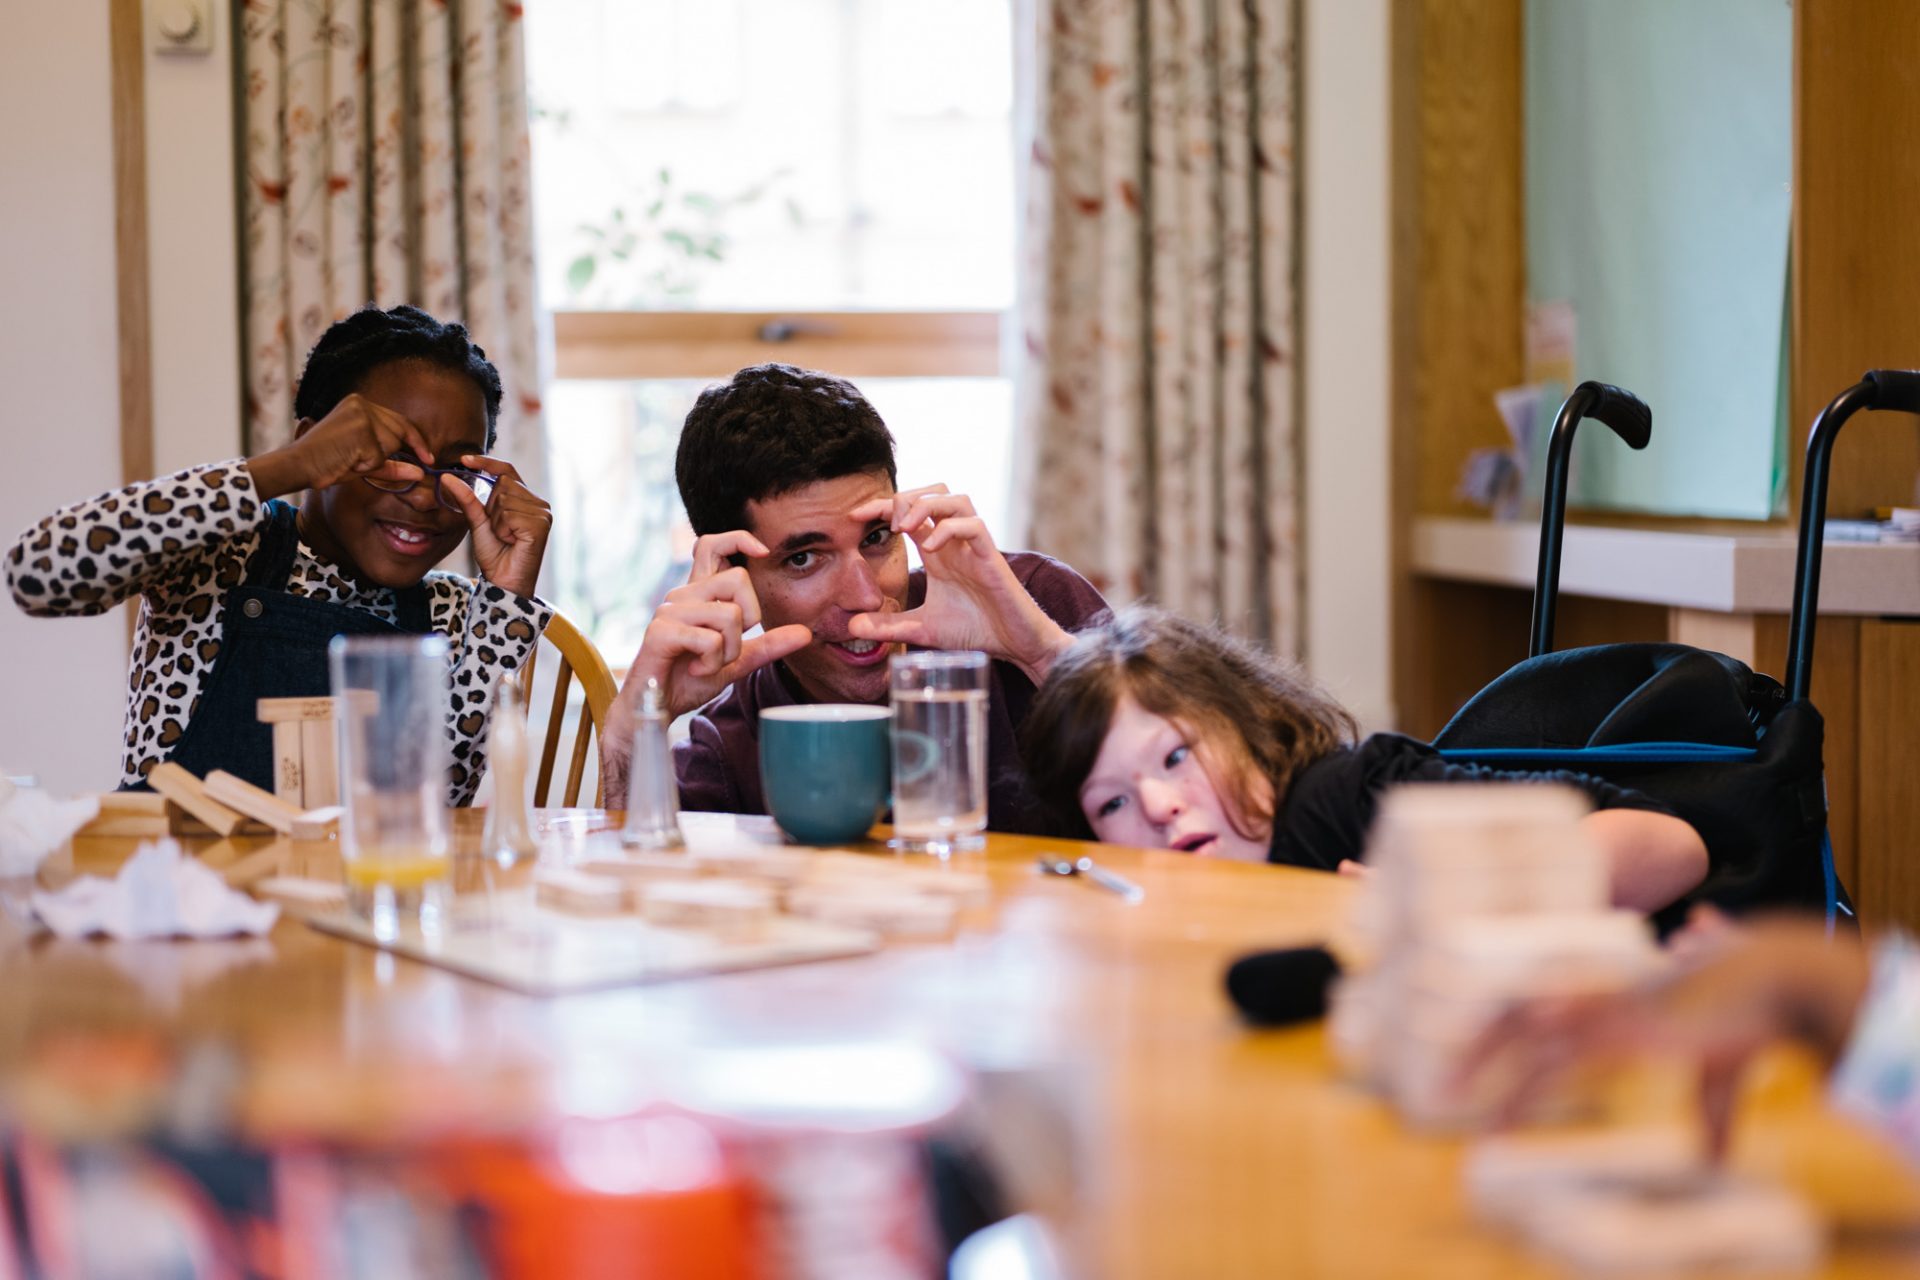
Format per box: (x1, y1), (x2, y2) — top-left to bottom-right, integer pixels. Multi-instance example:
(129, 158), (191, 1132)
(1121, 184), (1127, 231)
(673, 552), (1110, 835)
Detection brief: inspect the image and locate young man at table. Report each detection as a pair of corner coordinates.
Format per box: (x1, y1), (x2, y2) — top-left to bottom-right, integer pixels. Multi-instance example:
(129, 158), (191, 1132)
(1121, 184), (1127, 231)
(600, 363), (1109, 833)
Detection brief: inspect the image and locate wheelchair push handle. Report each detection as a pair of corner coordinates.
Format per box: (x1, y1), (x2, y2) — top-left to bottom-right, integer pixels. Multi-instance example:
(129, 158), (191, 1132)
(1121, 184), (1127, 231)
(1532, 382), (1655, 658)
(1786, 369), (1920, 701)
(1582, 382), (1653, 450)
(1864, 368), (1920, 416)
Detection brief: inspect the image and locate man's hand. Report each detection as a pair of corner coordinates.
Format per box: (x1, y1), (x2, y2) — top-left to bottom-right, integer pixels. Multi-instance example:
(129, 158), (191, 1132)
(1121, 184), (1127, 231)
(246, 394), (437, 500)
(441, 456), (552, 599)
(845, 486), (1071, 683)
(601, 531), (812, 798)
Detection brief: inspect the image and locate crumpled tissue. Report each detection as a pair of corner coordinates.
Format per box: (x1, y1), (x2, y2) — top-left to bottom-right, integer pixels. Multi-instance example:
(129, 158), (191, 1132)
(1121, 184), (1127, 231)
(0, 776), (99, 878)
(31, 839), (279, 939)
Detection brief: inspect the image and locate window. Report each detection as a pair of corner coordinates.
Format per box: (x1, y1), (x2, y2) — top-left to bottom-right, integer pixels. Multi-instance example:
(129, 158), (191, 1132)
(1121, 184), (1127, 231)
(525, 0), (1017, 657)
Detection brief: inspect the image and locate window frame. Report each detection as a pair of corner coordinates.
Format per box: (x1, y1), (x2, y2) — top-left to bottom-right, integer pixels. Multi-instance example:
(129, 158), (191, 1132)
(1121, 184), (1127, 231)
(550, 309), (1004, 381)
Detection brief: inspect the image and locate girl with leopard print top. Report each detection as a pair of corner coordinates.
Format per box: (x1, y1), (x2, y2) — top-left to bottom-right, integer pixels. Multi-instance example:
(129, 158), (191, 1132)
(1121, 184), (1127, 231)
(4, 305), (553, 806)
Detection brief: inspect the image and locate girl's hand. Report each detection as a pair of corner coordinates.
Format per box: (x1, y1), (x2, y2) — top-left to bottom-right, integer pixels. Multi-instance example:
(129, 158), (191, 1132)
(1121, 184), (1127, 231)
(439, 456), (553, 599)
(247, 394), (439, 500)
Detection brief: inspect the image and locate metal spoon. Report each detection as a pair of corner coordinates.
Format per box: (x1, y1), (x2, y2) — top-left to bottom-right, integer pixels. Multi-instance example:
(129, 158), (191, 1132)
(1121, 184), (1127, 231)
(1036, 854), (1144, 903)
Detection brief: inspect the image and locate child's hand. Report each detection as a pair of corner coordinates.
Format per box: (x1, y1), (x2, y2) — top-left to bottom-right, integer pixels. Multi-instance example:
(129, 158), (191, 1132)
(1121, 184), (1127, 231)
(439, 457), (552, 599)
(248, 394), (437, 500)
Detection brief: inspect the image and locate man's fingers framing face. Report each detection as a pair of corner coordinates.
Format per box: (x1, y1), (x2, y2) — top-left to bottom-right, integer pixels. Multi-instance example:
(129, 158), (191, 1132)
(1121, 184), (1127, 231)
(898, 494), (981, 537)
(666, 565), (764, 632)
(656, 601), (747, 669)
(692, 530), (771, 580)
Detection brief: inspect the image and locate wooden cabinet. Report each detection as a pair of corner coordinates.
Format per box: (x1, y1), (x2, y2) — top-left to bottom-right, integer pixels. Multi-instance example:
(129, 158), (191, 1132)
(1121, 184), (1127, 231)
(1391, 1), (1920, 930)
(1857, 619), (1920, 928)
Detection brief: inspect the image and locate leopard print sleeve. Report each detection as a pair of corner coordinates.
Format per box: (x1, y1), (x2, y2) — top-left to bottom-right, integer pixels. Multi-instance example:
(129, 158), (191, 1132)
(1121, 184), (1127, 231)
(431, 574), (553, 807)
(6, 461), (261, 617)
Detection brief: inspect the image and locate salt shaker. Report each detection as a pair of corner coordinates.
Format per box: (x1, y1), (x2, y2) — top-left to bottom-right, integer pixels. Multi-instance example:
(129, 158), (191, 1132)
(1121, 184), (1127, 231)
(482, 677), (539, 863)
(622, 678), (685, 850)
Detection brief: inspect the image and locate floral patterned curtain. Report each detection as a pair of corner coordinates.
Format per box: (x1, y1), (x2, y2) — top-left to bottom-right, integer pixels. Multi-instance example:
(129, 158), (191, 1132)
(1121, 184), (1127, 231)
(238, 0), (543, 485)
(1017, 0), (1299, 653)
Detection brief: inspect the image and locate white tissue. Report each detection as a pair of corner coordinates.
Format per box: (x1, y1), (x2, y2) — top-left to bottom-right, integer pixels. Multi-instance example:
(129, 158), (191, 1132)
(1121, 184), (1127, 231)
(31, 839), (279, 939)
(0, 782), (99, 878)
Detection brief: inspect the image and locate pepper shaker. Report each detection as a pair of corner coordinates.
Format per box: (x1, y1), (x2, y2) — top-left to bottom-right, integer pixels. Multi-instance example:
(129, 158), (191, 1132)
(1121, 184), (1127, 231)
(621, 678), (685, 850)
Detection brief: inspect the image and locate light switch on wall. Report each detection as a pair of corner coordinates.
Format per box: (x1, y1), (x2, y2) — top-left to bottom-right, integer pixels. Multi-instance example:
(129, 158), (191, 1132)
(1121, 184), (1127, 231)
(152, 0), (214, 56)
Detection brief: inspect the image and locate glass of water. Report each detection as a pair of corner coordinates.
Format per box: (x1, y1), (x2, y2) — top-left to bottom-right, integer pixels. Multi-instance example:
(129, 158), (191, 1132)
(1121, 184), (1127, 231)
(329, 635), (452, 940)
(888, 650), (989, 856)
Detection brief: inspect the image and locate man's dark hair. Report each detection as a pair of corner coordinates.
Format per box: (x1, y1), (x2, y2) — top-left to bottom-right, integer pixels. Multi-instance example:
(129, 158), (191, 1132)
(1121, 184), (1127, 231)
(675, 363), (897, 535)
(292, 304), (504, 447)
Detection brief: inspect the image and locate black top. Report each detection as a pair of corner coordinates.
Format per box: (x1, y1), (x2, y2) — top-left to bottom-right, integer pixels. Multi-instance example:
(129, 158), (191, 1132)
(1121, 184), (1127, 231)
(134, 500), (431, 796)
(1268, 733), (1674, 871)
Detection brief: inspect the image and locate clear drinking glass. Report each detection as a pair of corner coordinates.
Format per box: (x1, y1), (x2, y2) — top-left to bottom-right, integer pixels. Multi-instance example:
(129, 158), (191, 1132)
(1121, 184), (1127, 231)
(328, 635), (452, 940)
(888, 650), (989, 856)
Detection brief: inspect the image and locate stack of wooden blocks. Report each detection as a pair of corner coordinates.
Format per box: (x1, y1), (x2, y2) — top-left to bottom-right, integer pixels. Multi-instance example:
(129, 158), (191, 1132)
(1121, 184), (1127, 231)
(257, 696), (340, 809)
(80, 694), (347, 851)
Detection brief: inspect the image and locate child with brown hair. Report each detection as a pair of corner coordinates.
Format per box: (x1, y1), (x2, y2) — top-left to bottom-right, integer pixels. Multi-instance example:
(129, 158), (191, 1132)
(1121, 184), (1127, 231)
(1019, 607), (1709, 912)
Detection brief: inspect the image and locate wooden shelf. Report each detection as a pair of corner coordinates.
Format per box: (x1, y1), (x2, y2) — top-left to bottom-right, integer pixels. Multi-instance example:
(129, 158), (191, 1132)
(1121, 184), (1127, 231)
(1412, 517), (1920, 617)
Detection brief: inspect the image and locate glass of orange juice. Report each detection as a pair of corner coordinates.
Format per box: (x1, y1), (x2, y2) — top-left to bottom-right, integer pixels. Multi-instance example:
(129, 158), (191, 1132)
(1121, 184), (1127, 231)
(328, 635), (452, 941)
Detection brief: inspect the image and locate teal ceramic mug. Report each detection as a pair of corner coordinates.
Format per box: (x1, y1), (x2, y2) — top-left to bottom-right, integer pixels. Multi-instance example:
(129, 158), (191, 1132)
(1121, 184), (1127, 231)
(759, 704), (893, 844)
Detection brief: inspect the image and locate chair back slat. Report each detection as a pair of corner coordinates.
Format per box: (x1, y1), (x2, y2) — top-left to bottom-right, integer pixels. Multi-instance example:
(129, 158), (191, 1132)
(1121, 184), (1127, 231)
(533, 659), (574, 807)
(565, 705), (595, 808)
(518, 609), (619, 811)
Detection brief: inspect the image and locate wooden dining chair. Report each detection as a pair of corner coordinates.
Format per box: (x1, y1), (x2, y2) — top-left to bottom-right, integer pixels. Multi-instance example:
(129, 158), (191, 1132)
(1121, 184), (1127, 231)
(515, 609), (619, 807)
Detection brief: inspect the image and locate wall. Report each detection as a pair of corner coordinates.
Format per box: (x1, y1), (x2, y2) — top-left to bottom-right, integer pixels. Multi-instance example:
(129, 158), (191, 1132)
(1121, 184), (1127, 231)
(146, 4), (244, 471)
(0, 4), (242, 794)
(1301, 0), (1395, 730)
(0, 5), (130, 792)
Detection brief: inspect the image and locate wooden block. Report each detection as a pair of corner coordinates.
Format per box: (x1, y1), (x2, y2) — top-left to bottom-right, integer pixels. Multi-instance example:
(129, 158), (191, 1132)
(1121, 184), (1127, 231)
(96, 792), (165, 815)
(785, 884), (957, 941)
(1468, 1129), (1703, 1229)
(300, 719), (338, 809)
(578, 852), (709, 884)
(167, 807), (274, 838)
(284, 844), (344, 883)
(690, 845), (816, 884)
(534, 867), (630, 916)
(251, 875), (347, 913)
(204, 770), (305, 834)
(79, 812), (171, 838)
(271, 722), (304, 804)
(1524, 1178), (1823, 1272)
(807, 853), (994, 908)
(148, 762), (247, 837)
(256, 696), (335, 724)
(290, 805), (343, 841)
(219, 844), (288, 888)
(639, 878), (777, 938)
(79, 793), (169, 838)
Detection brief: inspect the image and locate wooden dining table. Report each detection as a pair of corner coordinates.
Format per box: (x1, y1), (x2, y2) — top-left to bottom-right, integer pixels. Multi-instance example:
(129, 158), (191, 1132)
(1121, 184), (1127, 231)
(4, 810), (1919, 1278)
